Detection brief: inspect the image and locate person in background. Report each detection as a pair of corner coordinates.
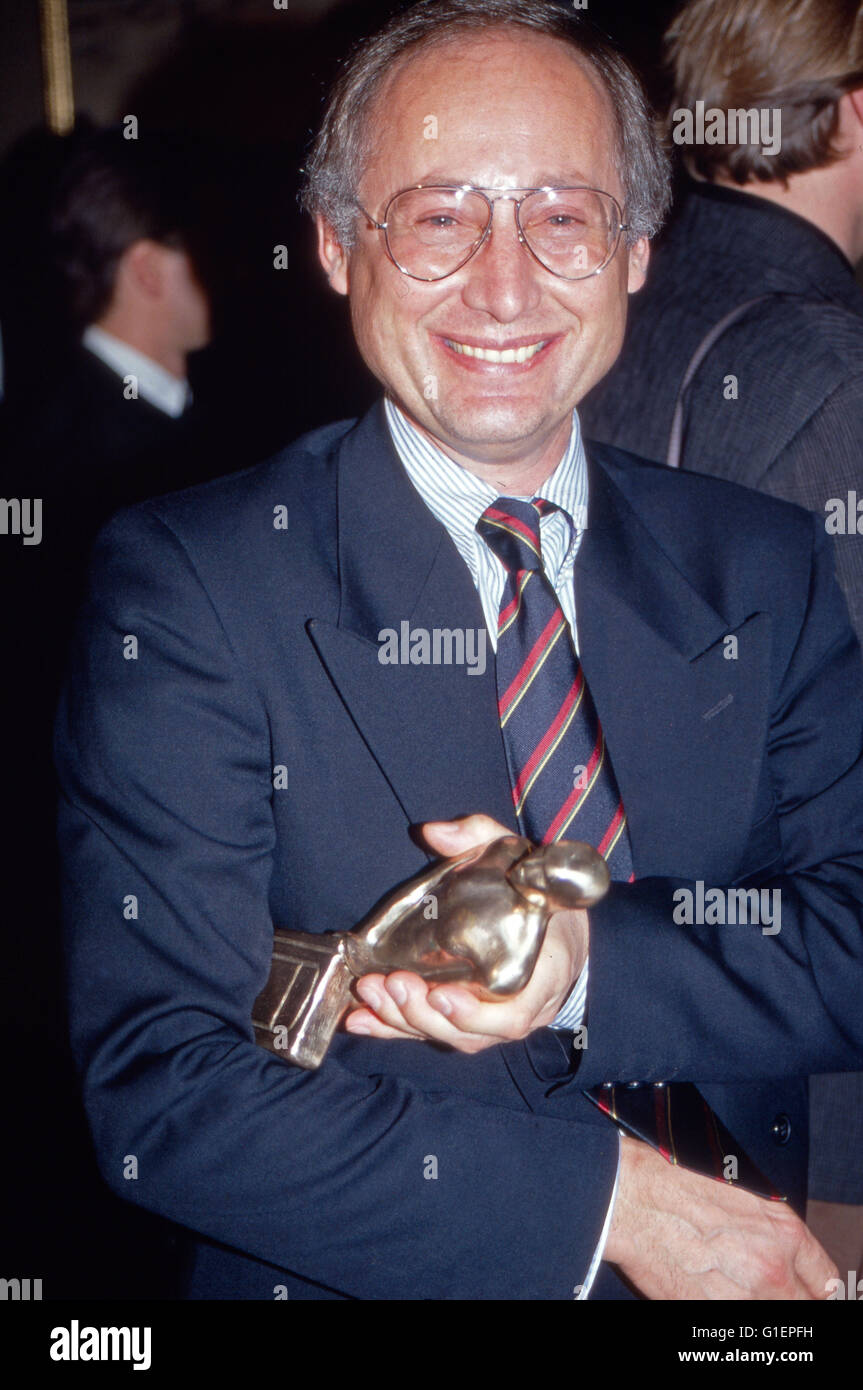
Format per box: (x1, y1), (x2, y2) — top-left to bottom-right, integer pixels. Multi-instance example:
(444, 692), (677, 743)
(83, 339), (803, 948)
(579, 0), (863, 1275)
(23, 129), (212, 589)
(1, 128), (216, 1298)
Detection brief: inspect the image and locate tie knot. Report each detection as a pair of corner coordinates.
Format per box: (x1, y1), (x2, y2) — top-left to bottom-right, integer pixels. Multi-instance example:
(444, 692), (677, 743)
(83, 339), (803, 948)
(477, 497), (554, 574)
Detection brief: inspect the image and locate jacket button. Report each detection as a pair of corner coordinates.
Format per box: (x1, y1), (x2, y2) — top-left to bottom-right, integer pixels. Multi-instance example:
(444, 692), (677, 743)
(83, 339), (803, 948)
(771, 1113), (791, 1145)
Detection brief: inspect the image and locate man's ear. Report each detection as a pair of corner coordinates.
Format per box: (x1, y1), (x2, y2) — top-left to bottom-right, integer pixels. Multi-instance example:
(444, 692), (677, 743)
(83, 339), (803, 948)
(316, 215), (350, 295)
(845, 86), (863, 139)
(626, 235), (650, 294)
(120, 239), (168, 299)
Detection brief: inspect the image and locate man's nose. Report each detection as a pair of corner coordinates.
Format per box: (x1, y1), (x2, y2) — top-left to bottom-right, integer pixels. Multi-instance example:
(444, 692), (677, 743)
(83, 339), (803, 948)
(459, 202), (543, 322)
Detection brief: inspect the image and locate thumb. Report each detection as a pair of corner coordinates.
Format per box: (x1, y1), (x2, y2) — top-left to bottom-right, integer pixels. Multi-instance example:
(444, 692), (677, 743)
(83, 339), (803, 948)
(420, 813), (512, 856)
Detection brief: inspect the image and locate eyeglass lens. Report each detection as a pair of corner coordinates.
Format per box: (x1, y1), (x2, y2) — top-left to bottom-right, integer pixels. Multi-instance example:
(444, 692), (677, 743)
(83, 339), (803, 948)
(385, 187), (621, 280)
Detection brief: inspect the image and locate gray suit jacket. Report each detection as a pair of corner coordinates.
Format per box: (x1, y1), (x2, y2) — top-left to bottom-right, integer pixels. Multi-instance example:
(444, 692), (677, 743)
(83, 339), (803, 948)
(581, 181), (863, 1203)
(582, 180), (863, 640)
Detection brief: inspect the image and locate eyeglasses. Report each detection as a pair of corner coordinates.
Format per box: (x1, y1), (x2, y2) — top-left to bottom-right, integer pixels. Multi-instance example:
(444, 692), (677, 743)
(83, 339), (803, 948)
(354, 184), (629, 282)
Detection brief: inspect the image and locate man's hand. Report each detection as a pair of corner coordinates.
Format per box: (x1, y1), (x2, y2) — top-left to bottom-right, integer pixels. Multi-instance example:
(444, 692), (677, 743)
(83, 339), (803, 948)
(606, 1136), (839, 1300)
(343, 813), (589, 1053)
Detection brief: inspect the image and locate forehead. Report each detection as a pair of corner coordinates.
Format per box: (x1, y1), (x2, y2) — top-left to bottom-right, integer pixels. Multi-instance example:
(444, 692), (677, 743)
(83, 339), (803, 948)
(359, 29), (620, 197)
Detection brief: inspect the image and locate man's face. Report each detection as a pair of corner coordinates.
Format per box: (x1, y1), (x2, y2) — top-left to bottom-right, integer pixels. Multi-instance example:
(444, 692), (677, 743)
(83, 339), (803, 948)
(317, 30), (649, 477)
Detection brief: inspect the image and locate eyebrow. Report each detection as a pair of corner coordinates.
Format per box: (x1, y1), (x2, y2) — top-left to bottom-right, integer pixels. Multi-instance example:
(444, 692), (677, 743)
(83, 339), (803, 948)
(406, 171), (600, 189)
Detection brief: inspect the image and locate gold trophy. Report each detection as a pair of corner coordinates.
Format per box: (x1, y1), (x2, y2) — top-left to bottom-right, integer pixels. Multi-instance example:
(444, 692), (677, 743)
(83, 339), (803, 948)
(253, 835), (609, 1068)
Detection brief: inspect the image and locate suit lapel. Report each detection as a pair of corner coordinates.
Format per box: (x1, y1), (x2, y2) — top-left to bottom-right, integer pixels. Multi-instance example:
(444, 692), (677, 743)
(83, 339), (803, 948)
(576, 448), (772, 879)
(307, 403), (517, 834)
(307, 410), (772, 878)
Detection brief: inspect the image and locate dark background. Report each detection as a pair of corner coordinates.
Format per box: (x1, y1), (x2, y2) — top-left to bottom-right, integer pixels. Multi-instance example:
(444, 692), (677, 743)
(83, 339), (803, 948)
(0, 0), (677, 1299)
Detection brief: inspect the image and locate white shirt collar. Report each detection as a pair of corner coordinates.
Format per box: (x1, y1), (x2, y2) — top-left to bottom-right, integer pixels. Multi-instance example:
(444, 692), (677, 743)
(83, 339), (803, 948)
(383, 396), (588, 541)
(82, 325), (191, 419)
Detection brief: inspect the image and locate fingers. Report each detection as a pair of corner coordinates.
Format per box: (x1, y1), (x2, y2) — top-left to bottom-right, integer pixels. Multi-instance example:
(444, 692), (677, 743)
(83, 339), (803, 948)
(344, 972), (503, 1053)
(343, 908), (584, 1051)
(344, 1007), (422, 1042)
(345, 974), (427, 1040)
(420, 813), (512, 858)
(380, 970), (542, 1041)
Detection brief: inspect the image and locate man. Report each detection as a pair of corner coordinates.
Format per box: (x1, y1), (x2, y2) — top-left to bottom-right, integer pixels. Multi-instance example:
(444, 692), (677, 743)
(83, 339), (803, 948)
(56, 0), (863, 1300)
(41, 129), (212, 567)
(0, 127), (216, 1298)
(3, 129), (216, 636)
(579, 0), (863, 1270)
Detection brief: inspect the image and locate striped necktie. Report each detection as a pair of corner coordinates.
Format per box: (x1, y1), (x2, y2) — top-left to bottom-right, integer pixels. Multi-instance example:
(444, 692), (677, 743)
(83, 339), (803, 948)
(476, 496), (633, 876)
(476, 496), (782, 1201)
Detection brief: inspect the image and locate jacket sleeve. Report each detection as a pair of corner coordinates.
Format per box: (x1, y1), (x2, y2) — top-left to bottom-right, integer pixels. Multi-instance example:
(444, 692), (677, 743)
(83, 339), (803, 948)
(562, 515), (863, 1090)
(55, 504), (617, 1301)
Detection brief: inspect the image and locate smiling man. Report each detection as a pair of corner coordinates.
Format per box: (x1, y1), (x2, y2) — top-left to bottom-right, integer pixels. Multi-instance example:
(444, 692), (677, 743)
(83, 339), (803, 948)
(314, 22), (648, 489)
(56, 0), (863, 1301)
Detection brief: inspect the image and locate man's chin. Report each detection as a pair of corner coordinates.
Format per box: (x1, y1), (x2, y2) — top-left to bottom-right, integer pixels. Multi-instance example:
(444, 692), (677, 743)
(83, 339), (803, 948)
(411, 403), (567, 464)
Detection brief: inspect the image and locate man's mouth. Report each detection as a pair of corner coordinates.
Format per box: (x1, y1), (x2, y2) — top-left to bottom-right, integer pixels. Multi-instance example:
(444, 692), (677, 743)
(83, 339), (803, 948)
(441, 336), (551, 364)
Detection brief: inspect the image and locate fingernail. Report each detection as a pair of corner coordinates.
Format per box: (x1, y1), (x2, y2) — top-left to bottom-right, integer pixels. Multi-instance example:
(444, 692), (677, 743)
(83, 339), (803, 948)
(387, 979), (408, 1006)
(430, 993), (453, 1016)
(348, 1020), (370, 1035)
(359, 985), (382, 1010)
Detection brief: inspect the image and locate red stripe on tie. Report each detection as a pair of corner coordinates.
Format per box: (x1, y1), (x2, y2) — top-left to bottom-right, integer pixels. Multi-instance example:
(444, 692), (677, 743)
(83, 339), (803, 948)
(544, 727), (603, 842)
(702, 1097), (726, 1182)
(498, 571), (530, 632)
(597, 801), (626, 857)
(654, 1087), (672, 1162)
(498, 609), (564, 719)
(485, 506), (540, 550)
(512, 671), (584, 804)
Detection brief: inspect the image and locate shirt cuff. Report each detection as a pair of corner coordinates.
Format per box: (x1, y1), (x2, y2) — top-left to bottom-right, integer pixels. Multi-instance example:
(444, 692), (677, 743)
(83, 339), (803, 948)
(576, 1128), (621, 1300)
(549, 958), (588, 1031)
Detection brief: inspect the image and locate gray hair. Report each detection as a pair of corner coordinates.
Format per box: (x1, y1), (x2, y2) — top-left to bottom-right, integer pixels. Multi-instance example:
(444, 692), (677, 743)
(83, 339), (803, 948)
(300, 0), (671, 250)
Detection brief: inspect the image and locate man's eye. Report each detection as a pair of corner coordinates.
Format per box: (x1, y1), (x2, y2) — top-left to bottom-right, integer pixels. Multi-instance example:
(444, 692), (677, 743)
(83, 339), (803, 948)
(418, 214), (459, 228)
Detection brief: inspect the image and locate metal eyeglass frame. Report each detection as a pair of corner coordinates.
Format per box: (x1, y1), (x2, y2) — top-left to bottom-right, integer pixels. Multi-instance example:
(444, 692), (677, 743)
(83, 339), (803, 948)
(354, 183), (629, 282)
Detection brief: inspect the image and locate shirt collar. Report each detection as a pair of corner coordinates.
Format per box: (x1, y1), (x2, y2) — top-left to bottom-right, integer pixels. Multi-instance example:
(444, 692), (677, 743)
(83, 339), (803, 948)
(383, 396), (588, 540)
(82, 325), (192, 418)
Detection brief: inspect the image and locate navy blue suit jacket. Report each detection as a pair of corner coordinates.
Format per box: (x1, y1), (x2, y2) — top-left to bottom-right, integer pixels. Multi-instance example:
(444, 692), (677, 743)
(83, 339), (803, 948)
(55, 401), (863, 1299)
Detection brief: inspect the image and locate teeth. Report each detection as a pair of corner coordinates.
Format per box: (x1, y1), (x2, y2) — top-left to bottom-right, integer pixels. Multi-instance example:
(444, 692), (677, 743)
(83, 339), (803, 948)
(444, 339), (548, 363)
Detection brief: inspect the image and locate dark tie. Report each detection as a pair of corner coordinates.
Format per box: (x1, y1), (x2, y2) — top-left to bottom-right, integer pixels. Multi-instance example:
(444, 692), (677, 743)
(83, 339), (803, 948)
(477, 496), (782, 1201)
(476, 497), (633, 873)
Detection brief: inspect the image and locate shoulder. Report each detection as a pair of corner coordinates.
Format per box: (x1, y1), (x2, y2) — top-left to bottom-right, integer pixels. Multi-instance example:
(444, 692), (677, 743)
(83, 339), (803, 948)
(76, 416), (361, 636)
(99, 415), (358, 557)
(715, 295), (863, 386)
(586, 440), (826, 619)
(586, 442), (857, 681)
(588, 438), (814, 540)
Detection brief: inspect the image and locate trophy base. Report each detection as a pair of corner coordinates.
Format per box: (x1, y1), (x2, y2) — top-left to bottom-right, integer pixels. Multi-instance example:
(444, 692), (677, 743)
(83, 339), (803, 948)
(252, 929), (354, 1069)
